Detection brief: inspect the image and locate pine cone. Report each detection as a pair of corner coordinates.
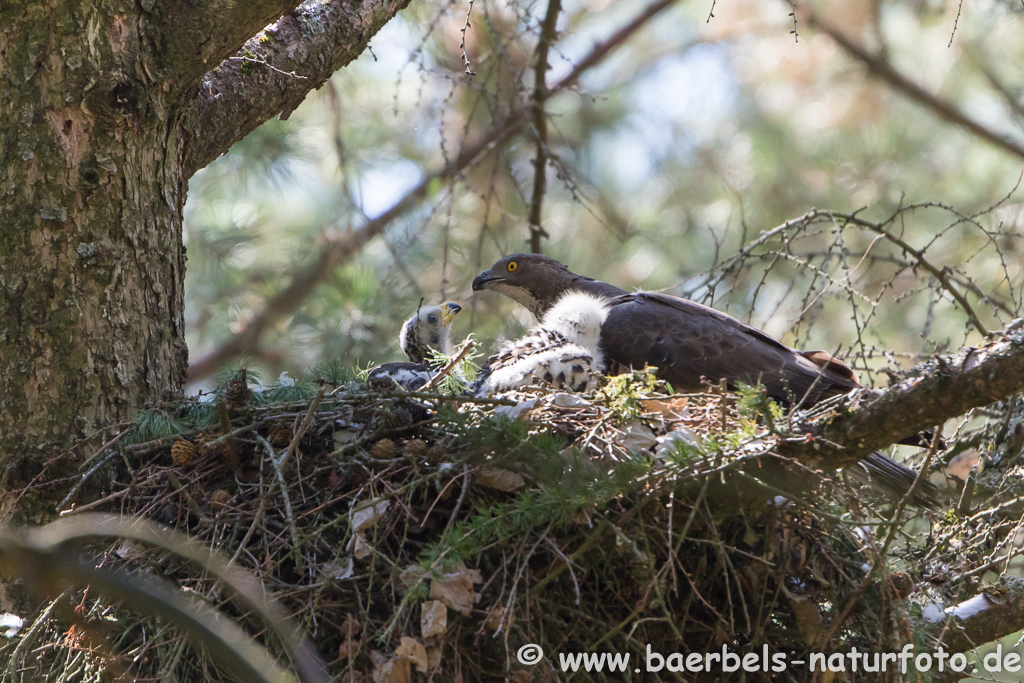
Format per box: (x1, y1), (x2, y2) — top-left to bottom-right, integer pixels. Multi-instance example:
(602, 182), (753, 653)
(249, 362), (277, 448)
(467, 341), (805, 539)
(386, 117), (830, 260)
(224, 374), (250, 410)
(171, 439), (195, 467)
(194, 432), (213, 458)
(402, 439), (427, 458)
(426, 443), (445, 465)
(269, 422), (293, 448)
(370, 438), (396, 459)
(209, 489), (232, 513)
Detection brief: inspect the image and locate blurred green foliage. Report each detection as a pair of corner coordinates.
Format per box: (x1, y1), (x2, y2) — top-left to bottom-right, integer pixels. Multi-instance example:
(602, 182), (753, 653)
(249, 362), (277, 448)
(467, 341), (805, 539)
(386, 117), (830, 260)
(184, 0), (1024, 390)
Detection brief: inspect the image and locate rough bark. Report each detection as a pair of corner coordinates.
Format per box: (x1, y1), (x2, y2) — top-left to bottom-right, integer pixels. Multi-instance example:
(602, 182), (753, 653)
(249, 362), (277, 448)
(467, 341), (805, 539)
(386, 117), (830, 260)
(777, 322), (1024, 467)
(0, 0), (409, 468)
(183, 0), (413, 174)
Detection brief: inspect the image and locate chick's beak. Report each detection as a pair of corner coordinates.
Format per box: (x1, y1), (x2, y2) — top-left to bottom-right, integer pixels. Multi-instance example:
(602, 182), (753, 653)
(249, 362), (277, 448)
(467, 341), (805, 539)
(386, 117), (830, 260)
(440, 302), (462, 327)
(472, 270), (502, 291)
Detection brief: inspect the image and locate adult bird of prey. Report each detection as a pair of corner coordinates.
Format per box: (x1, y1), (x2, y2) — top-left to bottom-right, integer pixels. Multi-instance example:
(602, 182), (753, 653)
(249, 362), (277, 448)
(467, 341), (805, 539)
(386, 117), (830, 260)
(476, 291), (609, 395)
(367, 302), (462, 390)
(472, 253), (940, 506)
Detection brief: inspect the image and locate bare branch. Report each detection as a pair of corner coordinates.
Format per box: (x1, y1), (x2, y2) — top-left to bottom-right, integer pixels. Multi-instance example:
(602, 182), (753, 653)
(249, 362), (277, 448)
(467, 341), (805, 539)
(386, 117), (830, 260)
(150, 1), (301, 90)
(188, 0), (684, 382)
(182, 0), (411, 176)
(778, 321), (1024, 468)
(928, 576), (1024, 654)
(807, 10), (1024, 163)
(841, 211), (990, 336)
(187, 123), (521, 383)
(527, 0), (562, 254)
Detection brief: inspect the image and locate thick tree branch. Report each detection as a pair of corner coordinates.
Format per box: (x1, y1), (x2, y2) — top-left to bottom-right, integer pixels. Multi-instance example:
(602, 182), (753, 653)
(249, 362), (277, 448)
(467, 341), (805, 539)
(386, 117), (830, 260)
(151, 1), (302, 90)
(807, 11), (1024, 163)
(187, 0), (683, 382)
(182, 0), (412, 176)
(778, 321), (1024, 467)
(926, 576), (1024, 656)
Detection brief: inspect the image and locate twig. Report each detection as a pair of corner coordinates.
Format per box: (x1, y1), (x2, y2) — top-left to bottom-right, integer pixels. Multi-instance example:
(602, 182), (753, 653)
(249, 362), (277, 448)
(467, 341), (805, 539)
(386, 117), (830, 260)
(282, 386), (328, 468)
(948, 0), (964, 47)
(459, 0), (477, 77)
(59, 450), (120, 512)
(527, 0), (562, 253)
(839, 212), (989, 336)
(187, 0), (682, 383)
(228, 495), (269, 570)
(216, 400), (241, 473)
(808, 10), (1024, 162)
(57, 488), (128, 516)
(443, 464), (472, 535)
(814, 434), (939, 650)
(227, 55), (308, 80)
(420, 340), (477, 392)
(256, 434), (305, 572)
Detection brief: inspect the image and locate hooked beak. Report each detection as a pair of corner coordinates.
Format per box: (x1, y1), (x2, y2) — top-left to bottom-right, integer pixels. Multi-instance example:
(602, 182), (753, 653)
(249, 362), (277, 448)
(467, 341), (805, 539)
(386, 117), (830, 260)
(472, 270), (503, 291)
(440, 302), (462, 327)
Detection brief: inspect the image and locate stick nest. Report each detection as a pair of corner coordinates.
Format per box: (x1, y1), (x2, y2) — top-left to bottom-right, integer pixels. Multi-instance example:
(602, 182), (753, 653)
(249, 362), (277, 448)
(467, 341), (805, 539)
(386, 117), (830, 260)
(2, 371), (972, 683)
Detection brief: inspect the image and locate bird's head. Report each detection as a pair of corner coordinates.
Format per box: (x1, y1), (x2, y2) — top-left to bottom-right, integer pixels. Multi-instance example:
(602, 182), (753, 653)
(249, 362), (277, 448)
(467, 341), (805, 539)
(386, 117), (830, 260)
(399, 302), (462, 364)
(472, 253), (574, 318)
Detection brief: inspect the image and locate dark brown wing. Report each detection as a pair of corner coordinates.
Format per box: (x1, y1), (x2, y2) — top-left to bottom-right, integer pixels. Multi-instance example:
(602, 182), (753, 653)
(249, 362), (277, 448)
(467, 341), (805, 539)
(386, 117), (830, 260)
(598, 292), (861, 405)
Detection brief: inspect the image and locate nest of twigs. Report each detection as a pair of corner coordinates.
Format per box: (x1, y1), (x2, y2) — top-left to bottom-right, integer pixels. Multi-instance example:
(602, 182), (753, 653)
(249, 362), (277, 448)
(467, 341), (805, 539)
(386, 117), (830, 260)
(1, 370), (962, 682)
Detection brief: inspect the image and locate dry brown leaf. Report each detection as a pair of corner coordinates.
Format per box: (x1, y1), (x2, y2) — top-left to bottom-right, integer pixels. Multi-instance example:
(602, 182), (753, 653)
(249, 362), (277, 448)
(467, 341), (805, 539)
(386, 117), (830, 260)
(397, 565), (427, 589)
(429, 565), (482, 616)
(338, 637), (359, 660)
(114, 539), (147, 562)
(476, 467), (525, 492)
(352, 498), (390, 531)
(484, 604), (506, 631)
(321, 558), (355, 581)
(641, 397), (688, 420)
(347, 532), (372, 559)
(620, 421), (657, 451)
(371, 657), (411, 683)
(421, 600), (447, 638)
(395, 636), (428, 673)
(340, 613), (361, 637)
(334, 428), (359, 446)
(427, 646), (442, 670)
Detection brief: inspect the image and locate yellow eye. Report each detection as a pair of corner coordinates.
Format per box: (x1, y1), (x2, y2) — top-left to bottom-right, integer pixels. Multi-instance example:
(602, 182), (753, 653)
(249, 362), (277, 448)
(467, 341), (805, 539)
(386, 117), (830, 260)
(508, 262), (518, 272)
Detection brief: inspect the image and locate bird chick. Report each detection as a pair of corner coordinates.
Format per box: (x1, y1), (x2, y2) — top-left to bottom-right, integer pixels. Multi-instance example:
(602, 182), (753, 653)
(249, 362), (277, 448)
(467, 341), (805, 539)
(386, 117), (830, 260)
(369, 302), (462, 390)
(477, 291), (609, 395)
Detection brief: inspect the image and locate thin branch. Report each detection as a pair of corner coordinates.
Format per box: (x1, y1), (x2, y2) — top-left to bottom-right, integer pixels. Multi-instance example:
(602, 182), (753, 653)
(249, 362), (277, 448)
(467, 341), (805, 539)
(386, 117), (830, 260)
(419, 340), (476, 392)
(841, 212), (990, 336)
(807, 10), (1024, 162)
(459, 0), (477, 77)
(527, 0), (562, 253)
(187, 125), (520, 382)
(188, 0), (684, 382)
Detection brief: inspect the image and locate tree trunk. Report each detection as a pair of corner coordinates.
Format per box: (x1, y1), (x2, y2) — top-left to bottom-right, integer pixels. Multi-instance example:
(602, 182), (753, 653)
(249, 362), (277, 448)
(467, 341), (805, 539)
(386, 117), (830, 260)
(0, 0), (409, 467)
(1, 5), (188, 463)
